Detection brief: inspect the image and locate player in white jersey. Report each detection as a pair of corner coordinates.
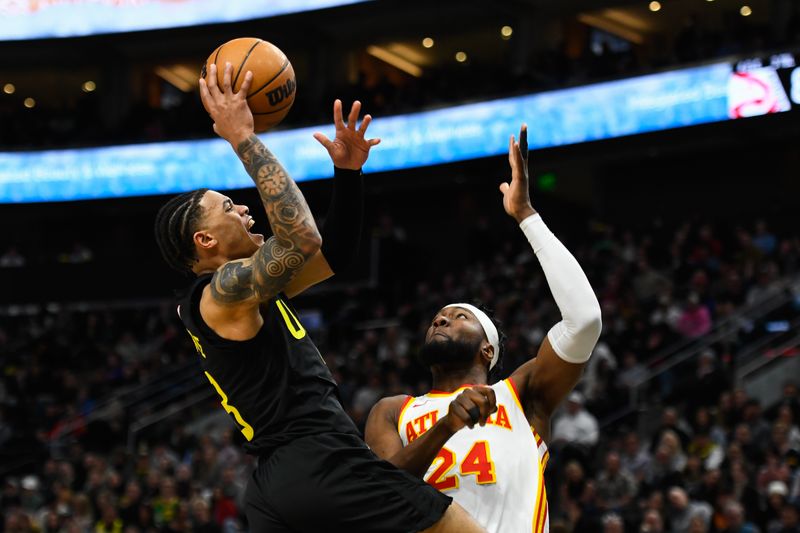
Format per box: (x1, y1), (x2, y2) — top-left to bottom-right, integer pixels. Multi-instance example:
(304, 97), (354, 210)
(366, 125), (602, 533)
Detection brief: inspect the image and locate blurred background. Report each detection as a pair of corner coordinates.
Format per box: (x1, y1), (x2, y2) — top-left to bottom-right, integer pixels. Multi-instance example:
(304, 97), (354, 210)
(1, 0), (800, 531)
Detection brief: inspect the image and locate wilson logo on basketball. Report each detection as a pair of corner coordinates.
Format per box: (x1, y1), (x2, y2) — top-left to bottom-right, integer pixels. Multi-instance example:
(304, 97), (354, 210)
(267, 78), (296, 107)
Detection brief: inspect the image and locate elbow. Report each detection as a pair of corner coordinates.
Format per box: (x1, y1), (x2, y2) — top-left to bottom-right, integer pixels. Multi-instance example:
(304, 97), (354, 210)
(576, 304), (603, 344)
(299, 233), (322, 257)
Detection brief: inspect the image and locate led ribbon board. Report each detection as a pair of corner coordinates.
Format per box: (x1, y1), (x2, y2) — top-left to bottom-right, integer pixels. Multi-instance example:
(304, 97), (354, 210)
(0, 0), (370, 41)
(0, 58), (796, 203)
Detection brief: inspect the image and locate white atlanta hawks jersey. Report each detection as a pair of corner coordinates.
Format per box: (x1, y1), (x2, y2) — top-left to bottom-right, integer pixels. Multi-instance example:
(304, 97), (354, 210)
(397, 378), (549, 533)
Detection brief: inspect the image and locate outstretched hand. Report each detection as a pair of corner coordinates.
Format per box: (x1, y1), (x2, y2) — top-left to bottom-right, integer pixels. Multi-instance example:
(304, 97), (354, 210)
(499, 124), (536, 223)
(198, 62), (254, 147)
(313, 99), (381, 171)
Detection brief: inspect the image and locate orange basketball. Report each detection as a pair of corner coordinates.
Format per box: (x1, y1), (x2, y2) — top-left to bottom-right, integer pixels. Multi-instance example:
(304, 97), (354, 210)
(202, 37), (296, 132)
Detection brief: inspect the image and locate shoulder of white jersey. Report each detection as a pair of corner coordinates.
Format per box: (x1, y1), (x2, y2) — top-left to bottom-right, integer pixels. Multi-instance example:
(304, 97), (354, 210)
(496, 377), (550, 469)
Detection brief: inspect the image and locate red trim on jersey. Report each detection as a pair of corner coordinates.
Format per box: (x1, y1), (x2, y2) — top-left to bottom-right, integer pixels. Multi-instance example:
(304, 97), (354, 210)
(396, 395), (414, 434)
(507, 375), (522, 401)
(534, 474), (546, 532)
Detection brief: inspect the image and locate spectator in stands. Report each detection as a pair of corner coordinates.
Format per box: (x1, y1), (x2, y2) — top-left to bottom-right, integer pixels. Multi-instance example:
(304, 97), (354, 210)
(602, 512), (625, 533)
(152, 477), (179, 528)
(771, 382), (800, 423)
(94, 502), (123, 533)
(676, 292), (713, 338)
(746, 263), (781, 305)
(621, 430), (652, 483)
(775, 405), (800, 451)
(117, 480), (142, 524)
(552, 391), (600, 448)
(617, 350), (648, 394)
(754, 221), (778, 255)
(758, 452), (792, 495)
(723, 501), (761, 533)
(683, 455), (707, 495)
(646, 431), (687, 492)
(597, 451), (637, 513)
(765, 481), (791, 532)
(667, 486), (713, 533)
(641, 508), (665, 532)
(729, 460), (761, 521)
(651, 408), (692, 451)
(688, 430), (725, 470)
(773, 502), (800, 533)
(191, 497), (221, 533)
(744, 399), (774, 453)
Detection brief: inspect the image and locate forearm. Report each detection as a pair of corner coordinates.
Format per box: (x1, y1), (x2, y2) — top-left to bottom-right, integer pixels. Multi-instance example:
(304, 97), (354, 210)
(386, 420), (455, 478)
(236, 134), (321, 255)
(319, 167), (364, 273)
(521, 214), (601, 363)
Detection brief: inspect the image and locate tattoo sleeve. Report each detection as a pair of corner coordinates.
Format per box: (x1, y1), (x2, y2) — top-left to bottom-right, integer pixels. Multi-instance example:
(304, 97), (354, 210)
(209, 135), (322, 305)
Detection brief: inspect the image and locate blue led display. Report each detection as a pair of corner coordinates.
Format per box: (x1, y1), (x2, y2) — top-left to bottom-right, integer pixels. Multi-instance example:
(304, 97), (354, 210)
(0, 61), (782, 203)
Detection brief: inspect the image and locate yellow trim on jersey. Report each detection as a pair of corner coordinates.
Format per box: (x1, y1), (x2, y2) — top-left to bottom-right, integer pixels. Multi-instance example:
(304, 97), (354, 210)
(275, 299), (306, 339)
(203, 371), (254, 441)
(532, 427), (550, 470)
(187, 329), (206, 358)
(397, 395), (414, 434)
(532, 454), (547, 532)
(505, 378), (525, 413)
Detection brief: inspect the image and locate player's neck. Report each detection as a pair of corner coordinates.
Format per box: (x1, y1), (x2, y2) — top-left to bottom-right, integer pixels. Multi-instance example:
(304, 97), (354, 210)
(430, 365), (488, 393)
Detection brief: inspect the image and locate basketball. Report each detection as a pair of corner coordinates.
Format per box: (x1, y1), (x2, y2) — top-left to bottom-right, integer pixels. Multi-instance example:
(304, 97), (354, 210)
(202, 37), (296, 132)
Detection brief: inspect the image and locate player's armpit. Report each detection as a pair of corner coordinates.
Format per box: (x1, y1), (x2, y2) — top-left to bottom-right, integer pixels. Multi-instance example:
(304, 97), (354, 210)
(284, 251), (334, 299)
(510, 335), (586, 442)
(365, 396), (407, 461)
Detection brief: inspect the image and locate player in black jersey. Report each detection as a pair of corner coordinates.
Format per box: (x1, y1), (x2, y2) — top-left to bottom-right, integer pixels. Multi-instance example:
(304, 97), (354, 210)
(153, 63), (486, 532)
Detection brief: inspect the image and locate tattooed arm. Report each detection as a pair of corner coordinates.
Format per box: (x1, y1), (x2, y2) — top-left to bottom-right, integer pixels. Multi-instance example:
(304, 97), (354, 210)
(197, 62), (320, 336)
(209, 135), (322, 304)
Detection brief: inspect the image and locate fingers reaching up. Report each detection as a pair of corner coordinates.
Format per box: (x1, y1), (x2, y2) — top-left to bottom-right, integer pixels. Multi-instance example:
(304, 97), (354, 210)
(313, 99), (381, 170)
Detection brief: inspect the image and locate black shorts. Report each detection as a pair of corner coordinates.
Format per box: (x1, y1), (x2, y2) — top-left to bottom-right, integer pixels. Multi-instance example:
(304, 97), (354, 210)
(244, 432), (452, 532)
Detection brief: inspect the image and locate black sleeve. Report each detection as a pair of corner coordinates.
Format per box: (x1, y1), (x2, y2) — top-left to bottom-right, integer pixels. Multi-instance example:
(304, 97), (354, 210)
(319, 166), (364, 274)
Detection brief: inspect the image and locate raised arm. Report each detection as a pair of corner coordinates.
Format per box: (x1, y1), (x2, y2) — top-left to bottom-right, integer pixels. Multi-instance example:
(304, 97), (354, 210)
(198, 63), (321, 310)
(503, 125), (602, 443)
(283, 99), (381, 298)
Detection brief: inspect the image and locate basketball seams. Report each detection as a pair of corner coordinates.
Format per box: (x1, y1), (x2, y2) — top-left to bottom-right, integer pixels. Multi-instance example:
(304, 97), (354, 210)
(209, 44), (224, 81)
(247, 57), (290, 98)
(204, 38), (295, 132)
(232, 39), (263, 91)
(251, 102), (293, 115)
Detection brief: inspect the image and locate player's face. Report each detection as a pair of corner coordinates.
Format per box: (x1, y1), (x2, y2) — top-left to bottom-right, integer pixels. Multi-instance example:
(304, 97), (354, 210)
(198, 190), (264, 259)
(419, 306), (487, 366)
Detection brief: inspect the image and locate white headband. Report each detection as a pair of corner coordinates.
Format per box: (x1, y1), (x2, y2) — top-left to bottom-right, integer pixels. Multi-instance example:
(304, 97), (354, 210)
(443, 303), (500, 369)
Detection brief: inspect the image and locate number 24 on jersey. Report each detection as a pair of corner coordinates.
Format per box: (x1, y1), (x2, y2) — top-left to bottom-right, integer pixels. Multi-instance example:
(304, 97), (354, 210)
(427, 441), (496, 491)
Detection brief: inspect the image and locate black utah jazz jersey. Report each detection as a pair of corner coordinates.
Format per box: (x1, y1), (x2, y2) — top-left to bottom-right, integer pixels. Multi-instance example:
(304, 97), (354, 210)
(178, 273), (359, 455)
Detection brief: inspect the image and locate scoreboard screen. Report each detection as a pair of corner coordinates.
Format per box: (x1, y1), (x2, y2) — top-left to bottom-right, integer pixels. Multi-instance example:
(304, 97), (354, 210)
(0, 0), (370, 41)
(730, 51), (799, 117)
(0, 51), (796, 203)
